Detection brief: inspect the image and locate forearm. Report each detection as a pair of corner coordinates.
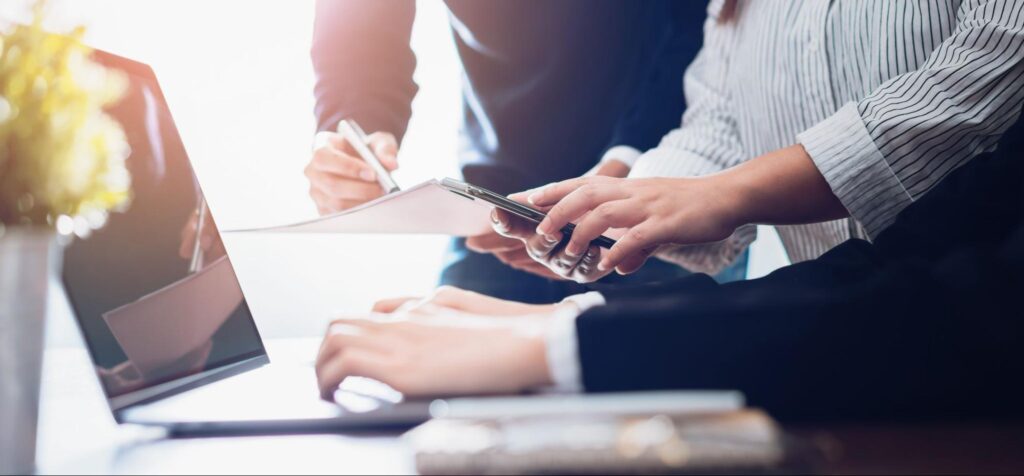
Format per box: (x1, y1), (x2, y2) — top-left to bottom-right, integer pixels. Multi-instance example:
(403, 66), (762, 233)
(311, 0), (418, 137)
(716, 144), (849, 230)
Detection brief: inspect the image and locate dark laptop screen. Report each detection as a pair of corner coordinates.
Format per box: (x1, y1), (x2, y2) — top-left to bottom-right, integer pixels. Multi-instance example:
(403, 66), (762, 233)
(62, 50), (265, 400)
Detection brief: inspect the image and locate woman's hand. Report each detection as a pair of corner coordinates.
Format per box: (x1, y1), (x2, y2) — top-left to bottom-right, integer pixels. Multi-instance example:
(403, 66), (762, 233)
(494, 175), (743, 280)
(527, 176), (741, 273)
(315, 313), (551, 399)
(519, 144), (850, 275)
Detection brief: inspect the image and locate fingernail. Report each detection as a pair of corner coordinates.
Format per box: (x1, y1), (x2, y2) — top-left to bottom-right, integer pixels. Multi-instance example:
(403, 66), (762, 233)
(597, 261), (609, 271)
(490, 210), (501, 225)
(359, 170), (376, 181)
(535, 225), (547, 236)
(543, 233), (560, 245)
(565, 245), (581, 257)
(527, 193), (541, 205)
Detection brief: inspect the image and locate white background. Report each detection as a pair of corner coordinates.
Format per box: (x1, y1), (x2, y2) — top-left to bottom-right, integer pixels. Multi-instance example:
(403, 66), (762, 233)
(1, 0), (788, 344)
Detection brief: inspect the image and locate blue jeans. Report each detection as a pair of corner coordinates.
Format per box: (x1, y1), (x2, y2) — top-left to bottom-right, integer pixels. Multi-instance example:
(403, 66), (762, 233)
(438, 239), (748, 304)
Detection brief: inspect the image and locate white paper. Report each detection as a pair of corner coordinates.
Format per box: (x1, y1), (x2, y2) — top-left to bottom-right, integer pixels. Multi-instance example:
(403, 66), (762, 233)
(225, 179), (494, 236)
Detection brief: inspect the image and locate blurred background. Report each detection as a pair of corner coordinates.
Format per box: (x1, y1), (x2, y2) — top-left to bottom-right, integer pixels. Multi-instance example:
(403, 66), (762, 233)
(0, 0), (788, 343)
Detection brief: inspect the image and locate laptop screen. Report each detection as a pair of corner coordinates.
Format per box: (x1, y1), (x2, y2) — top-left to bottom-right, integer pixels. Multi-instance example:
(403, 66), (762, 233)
(62, 50), (265, 403)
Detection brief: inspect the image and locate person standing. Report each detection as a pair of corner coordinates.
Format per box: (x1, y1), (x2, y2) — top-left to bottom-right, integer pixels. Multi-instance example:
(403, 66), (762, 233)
(306, 0), (744, 303)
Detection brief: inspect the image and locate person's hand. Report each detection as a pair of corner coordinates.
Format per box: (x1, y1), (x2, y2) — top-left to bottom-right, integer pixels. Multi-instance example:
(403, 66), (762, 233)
(178, 206), (225, 265)
(372, 285), (565, 317)
(585, 158), (632, 179)
(525, 175), (740, 274)
(305, 130), (398, 215)
(465, 221), (564, 280)
(315, 313), (551, 399)
(467, 158), (632, 281)
(490, 205), (613, 283)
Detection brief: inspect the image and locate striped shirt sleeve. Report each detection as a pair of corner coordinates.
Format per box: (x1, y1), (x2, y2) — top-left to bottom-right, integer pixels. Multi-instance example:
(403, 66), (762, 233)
(798, 0), (1024, 239)
(629, 0), (756, 274)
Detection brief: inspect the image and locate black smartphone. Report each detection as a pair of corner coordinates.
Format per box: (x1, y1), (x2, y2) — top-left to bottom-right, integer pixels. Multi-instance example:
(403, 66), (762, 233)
(441, 178), (617, 249)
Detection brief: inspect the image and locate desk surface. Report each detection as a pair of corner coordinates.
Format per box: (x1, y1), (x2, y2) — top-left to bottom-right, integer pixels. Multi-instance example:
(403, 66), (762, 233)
(37, 342), (1024, 475)
(36, 341), (415, 475)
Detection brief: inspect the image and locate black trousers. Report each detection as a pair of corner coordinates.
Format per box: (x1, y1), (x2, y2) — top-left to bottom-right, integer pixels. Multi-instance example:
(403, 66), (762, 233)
(576, 116), (1024, 422)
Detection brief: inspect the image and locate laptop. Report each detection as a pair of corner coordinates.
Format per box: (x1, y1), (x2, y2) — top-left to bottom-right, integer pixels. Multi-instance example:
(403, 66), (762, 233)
(61, 49), (431, 436)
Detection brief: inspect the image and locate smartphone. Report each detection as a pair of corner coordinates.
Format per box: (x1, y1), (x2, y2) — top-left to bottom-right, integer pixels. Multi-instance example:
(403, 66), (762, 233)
(441, 178), (617, 249)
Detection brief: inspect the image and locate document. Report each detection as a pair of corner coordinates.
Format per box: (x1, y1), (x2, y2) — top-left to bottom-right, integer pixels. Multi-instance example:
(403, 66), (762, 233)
(226, 179), (494, 236)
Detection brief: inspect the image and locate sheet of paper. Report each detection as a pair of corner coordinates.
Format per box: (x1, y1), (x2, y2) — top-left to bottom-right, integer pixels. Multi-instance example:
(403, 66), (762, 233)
(103, 256), (244, 378)
(225, 179), (495, 236)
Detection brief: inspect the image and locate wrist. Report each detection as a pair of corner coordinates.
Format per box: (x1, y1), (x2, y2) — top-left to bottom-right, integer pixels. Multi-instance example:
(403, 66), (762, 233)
(513, 333), (554, 390)
(699, 172), (753, 235)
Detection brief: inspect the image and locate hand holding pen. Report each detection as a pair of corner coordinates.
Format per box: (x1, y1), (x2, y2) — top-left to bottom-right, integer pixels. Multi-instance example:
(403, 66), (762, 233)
(304, 119), (401, 215)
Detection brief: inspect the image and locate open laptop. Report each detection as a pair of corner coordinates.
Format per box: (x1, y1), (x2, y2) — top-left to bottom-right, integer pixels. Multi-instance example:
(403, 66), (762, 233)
(61, 49), (431, 436)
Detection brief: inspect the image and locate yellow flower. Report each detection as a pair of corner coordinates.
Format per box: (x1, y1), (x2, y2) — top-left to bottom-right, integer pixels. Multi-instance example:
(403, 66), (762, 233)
(0, 0), (131, 235)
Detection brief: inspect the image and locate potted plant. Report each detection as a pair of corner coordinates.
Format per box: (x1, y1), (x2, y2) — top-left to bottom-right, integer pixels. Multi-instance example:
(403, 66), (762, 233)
(0, 1), (130, 473)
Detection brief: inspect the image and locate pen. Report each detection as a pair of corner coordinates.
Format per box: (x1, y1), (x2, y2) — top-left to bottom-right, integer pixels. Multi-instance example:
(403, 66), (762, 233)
(189, 198), (207, 273)
(337, 119), (401, 194)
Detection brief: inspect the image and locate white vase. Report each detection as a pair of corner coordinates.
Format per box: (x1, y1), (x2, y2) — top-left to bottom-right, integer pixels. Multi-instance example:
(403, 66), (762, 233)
(0, 227), (60, 476)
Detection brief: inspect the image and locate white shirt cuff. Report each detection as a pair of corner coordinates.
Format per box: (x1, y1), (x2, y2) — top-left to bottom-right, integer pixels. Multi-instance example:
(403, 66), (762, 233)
(600, 145), (643, 169)
(543, 292), (606, 393)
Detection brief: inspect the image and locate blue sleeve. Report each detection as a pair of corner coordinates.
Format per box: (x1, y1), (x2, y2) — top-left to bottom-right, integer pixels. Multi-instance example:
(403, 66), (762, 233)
(311, 0), (419, 140)
(604, 1), (706, 152)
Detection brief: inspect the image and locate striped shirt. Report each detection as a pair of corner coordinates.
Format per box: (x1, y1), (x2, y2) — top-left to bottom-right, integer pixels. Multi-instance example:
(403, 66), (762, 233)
(631, 0), (1024, 273)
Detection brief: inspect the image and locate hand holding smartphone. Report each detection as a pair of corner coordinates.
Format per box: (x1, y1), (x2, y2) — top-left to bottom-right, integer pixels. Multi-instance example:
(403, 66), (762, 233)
(441, 178), (617, 249)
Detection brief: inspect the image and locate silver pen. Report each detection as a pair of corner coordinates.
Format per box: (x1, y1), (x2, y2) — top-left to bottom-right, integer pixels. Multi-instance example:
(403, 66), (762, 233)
(336, 119), (401, 194)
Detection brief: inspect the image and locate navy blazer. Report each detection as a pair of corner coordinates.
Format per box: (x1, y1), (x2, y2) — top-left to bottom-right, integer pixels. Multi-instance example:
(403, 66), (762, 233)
(312, 0), (706, 194)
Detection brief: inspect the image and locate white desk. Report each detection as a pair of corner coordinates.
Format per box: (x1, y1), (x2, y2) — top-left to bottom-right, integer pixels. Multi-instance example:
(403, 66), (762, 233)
(35, 340), (415, 475)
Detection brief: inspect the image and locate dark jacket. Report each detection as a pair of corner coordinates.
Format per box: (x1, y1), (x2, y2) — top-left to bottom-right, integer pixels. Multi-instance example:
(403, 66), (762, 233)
(311, 0), (706, 194)
(578, 115), (1024, 422)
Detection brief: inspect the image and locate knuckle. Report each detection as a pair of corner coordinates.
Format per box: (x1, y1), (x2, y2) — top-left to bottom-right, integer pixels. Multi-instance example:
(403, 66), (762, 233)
(579, 184), (597, 201)
(595, 204), (616, 221)
(629, 228), (646, 243)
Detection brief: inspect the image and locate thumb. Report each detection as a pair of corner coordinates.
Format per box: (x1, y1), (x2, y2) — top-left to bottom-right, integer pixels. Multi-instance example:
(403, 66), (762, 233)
(369, 132), (399, 171)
